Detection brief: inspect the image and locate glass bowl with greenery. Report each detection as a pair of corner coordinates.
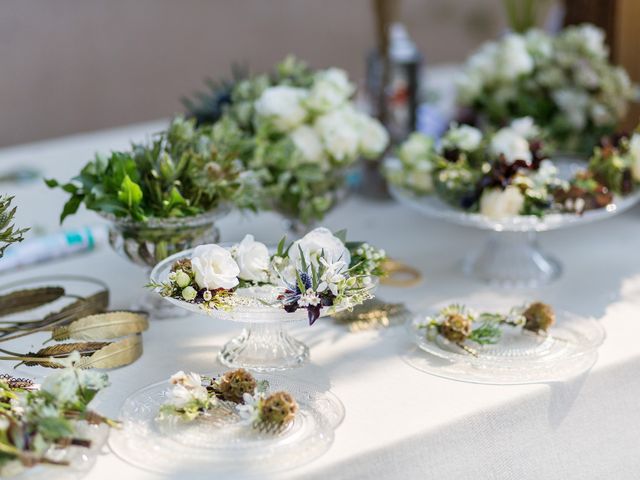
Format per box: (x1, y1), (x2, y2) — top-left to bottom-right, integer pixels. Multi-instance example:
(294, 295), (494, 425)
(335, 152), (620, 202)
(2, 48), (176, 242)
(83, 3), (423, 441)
(47, 117), (258, 317)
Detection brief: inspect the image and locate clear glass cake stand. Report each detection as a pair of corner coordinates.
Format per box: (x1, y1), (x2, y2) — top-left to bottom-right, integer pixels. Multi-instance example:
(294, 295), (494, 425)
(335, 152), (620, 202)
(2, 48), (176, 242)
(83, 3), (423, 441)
(150, 248), (375, 371)
(388, 158), (640, 287)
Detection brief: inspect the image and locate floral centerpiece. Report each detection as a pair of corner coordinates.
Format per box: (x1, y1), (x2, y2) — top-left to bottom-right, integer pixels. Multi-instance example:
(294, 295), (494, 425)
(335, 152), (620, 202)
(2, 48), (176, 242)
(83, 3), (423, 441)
(184, 57), (389, 230)
(152, 227), (384, 325)
(149, 227), (385, 369)
(0, 353), (118, 476)
(418, 301), (555, 356)
(385, 118), (640, 220)
(158, 368), (298, 433)
(455, 24), (635, 154)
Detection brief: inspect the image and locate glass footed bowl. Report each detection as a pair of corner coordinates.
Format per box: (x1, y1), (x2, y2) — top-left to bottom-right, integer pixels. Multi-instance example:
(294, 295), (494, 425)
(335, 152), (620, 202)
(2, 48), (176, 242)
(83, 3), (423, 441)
(388, 156), (640, 287)
(404, 298), (605, 385)
(7, 422), (109, 480)
(108, 373), (344, 475)
(100, 207), (228, 318)
(150, 248), (377, 371)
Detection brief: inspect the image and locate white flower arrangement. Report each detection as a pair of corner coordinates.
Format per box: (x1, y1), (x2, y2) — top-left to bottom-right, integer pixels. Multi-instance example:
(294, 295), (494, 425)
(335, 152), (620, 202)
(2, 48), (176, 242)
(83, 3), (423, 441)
(158, 369), (298, 430)
(151, 227), (385, 324)
(455, 24), (635, 153)
(214, 57), (389, 225)
(386, 117), (640, 219)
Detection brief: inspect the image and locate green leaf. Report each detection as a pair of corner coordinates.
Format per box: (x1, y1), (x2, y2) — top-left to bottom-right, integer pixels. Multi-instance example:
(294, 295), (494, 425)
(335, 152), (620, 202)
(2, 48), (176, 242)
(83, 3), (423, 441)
(298, 245), (308, 273)
(276, 236), (287, 257)
(117, 174), (143, 208)
(295, 269), (306, 294)
(60, 195), (83, 223)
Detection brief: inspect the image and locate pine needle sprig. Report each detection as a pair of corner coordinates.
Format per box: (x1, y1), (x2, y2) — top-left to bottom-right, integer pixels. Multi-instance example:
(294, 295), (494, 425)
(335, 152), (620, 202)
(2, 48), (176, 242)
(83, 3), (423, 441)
(0, 195), (28, 258)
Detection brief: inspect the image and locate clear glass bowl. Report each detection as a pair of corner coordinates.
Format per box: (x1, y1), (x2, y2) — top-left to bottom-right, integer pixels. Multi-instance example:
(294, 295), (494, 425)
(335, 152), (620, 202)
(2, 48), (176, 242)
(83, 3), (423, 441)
(150, 248), (376, 371)
(388, 157), (640, 287)
(108, 373), (344, 475)
(7, 422), (109, 480)
(404, 297), (605, 384)
(100, 208), (228, 318)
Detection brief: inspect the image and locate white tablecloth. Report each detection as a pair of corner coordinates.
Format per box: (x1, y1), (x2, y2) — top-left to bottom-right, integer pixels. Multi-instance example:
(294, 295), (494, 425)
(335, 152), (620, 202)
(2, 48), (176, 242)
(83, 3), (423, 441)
(1, 121), (640, 479)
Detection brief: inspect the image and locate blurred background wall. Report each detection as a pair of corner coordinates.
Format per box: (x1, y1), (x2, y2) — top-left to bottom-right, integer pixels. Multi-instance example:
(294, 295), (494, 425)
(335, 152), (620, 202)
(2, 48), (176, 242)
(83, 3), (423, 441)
(0, 0), (506, 147)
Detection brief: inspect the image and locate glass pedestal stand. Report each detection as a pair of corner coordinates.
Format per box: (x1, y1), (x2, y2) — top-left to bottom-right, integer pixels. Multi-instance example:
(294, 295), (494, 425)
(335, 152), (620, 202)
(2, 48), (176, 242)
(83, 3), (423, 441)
(218, 321), (309, 372)
(463, 231), (561, 287)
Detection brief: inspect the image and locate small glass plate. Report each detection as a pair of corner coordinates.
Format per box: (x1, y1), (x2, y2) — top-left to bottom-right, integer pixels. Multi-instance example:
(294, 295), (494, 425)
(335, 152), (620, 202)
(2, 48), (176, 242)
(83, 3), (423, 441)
(404, 298), (605, 384)
(108, 373), (344, 474)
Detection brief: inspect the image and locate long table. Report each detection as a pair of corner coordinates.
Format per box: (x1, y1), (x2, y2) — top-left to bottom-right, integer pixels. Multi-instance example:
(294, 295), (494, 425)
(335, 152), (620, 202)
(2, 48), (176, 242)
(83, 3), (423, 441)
(1, 120), (640, 479)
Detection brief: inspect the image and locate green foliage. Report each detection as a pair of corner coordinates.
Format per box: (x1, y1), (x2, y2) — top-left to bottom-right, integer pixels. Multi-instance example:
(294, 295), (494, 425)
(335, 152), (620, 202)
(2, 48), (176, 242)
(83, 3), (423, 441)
(46, 117), (258, 223)
(0, 195), (28, 257)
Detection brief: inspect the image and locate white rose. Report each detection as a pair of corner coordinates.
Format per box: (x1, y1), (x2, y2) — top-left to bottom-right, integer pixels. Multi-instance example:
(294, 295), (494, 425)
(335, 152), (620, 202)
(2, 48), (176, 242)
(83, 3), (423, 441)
(398, 133), (435, 163)
(306, 68), (355, 112)
(315, 108), (360, 162)
(480, 186), (525, 219)
(290, 125), (325, 163)
(491, 127), (532, 164)
(552, 89), (589, 129)
(355, 113), (389, 158)
(467, 42), (499, 80)
(509, 117), (539, 140)
(191, 244), (240, 290)
(233, 234), (270, 283)
(497, 34), (534, 80)
(288, 227), (351, 272)
(455, 70), (483, 104)
(576, 24), (607, 58)
(255, 86), (308, 132)
(629, 133), (640, 182)
(441, 124), (482, 152)
(525, 29), (553, 59)
(406, 163), (434, 193)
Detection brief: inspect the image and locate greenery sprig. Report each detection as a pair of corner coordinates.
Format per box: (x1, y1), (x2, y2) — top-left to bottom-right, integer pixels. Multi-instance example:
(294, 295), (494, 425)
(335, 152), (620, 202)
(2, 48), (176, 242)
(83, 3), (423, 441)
(0, 195), (28, 258)
(420, 302), (556, 356)
(46, 117), (258, 223)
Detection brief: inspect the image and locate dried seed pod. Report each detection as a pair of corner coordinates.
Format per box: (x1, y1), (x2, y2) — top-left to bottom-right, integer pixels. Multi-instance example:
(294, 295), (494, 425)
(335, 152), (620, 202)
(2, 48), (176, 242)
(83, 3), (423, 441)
(523, 302), (555, 333)
(440, 313), (472, 343)
(260, 391), (298, 426)
(214, 369), (256, 403)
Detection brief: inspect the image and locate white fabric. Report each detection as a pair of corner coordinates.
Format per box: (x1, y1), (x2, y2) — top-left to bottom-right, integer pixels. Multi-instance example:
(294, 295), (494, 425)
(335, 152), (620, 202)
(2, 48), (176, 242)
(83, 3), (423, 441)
(1, 120), (640, 480)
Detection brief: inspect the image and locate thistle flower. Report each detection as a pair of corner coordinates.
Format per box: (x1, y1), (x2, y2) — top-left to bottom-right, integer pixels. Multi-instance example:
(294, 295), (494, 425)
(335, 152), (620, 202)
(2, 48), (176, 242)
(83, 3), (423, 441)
(259, 391), (298, 426)
(523, 302), (555, 333)
(214, 369), (257, 403)
(440, 313), (473, 343)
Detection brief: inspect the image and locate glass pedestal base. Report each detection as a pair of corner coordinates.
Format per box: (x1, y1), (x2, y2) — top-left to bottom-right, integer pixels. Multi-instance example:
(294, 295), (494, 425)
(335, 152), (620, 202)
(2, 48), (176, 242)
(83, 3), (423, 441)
(218, 322), (309, 372)
(463, 232), (561, 287)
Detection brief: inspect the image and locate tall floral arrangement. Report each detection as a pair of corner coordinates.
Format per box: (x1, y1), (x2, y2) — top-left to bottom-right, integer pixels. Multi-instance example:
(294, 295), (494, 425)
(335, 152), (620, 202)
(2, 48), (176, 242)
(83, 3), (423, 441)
(185, 57), (389, 227)
(456, 25), (635, 154)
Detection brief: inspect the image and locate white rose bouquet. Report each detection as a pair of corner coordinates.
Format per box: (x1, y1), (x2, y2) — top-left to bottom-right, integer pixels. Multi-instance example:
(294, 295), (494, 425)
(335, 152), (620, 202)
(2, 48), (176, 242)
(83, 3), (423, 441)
(456, 24), (635, 154)
(151, 227), (386, 324)
(183, 57), (389, 227)
(386, 118), (640, 220)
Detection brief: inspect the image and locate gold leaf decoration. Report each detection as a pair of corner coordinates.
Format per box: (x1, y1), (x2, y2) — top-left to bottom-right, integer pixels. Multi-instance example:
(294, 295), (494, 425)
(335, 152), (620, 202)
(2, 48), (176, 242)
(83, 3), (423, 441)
(51, 311), (149, 342)
(0, 287), (66, 317)
(20, 342), (111, 368)
(41, 290), (110, 327)
(76, 335), (143, 369)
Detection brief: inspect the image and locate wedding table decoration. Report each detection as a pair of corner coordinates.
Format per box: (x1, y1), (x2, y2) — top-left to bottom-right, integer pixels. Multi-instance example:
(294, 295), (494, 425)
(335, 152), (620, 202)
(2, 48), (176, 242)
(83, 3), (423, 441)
(0, 354), (118, 478)
(385, 119), (640, 286)
(46, 117), (258, 317)
(149, 227), (384, 370)
(183, 56), (389, 235)
(455, 24), (635, 154)
(405, 298), (605, 385)
(109, 368), (344, 475)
